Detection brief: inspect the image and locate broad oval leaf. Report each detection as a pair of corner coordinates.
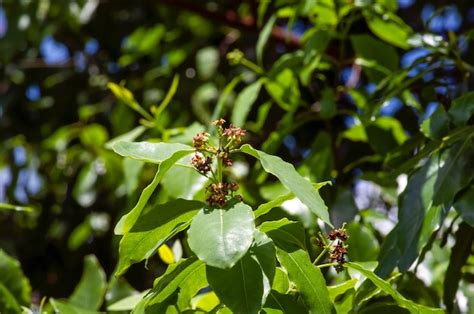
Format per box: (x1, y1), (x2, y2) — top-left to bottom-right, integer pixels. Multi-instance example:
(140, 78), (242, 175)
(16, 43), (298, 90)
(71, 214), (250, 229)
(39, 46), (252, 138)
(207, 230), (276, 314)
(116, 199), (204, 276)
(241, 144), (332, 227)
(0, 249), (31, 311)
(188, 201), (255, 269)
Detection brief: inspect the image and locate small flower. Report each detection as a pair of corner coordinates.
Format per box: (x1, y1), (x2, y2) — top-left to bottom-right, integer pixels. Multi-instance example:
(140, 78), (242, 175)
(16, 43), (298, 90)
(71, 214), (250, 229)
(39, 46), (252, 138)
(212, 119), (226, 127)
(193, 132), (210, 150)
(328, 228), (349, 242)
(223, 124), (246, 143)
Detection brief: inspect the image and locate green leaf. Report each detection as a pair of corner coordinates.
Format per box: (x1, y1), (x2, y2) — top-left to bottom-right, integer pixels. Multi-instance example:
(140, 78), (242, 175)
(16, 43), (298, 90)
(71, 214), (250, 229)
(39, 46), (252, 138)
(377, 156), (444, 276)
(0, 282), (21, 313)
(188, 201), (255, 268)
(265, 69), (301, 111)
(241, 144), (332, 226)
(0, 249), (31, 307)
(328, 279), (357, 301)
(108, 291), (149, 311)
(105, 126), (147, 150)
(453, 185), (474, 227)
(263, 290), (307, 314)
(346, 223), (379, 262)
(50, 299), (102, 314)
(231, 80), (263, 127)
(257, 15), (277, 66)
(0, 203), (34, 212)
(254, 193), (294, 219)
(420, 106), (449, 140)
(146, 257), (205, 306)
(443, 222), (474, 312)
(363, 10), (412, 49)
(448, 91), (474, 126)
(347, 262), (443, 313)
(176, 260), (208, 311)
(259, 218), (306, 250)
(112, 141), (193, 164)
(69, 255), (107, 310)
(207, 230), (276, 314)
(366, 117), (408, 154)
(116, 199), (204, 276)
(351, 35), (398, 82)
(433, 138), (474, 207)
(108, 83), (153, 121)
(272, 267), (290, 293)
(114, 142), (195, 235)
(276, 247), (333, 313)
(196, 47), (219, 80)
(80, 124), (109, 148)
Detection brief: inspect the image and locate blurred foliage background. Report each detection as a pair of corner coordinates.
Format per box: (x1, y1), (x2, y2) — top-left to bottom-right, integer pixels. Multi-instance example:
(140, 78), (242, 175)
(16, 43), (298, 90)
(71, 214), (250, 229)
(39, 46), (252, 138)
(1, 0), (474, 312)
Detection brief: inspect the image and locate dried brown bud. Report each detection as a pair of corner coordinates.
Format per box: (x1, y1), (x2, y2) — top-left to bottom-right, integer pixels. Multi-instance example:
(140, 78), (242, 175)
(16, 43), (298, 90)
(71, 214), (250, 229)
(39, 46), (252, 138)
(191, 153), (212, 174)
(328, 228), (349, 242)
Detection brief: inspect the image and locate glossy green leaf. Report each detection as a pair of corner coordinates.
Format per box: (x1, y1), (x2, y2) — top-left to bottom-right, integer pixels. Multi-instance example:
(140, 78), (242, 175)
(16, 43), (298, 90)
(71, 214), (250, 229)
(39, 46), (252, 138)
(259, 218), (306, 250)
(257, 15), (276, 65)
(448, 91), (474, 126)
(241, 144), (332, 226)
(231, 80), (263, 127)
(347, 263), (443, 313)
(366, 117), (408, 154)
(207, 230), (275, 313)
(453, 185), (474, 227)
(176, 260), (208, 311)
(363, 10), (412, 49)
(188, 201), (255, 268)
(146, 257), (205, 306)
(276, 247), (333, 313)
(271, 267), (290, 294)
(328, 279), (357, 301)
(0, 250), (30, 312)
(114, 142), (195, 235)
(69, 255), (107, 310)
(117, 199), (204, 276)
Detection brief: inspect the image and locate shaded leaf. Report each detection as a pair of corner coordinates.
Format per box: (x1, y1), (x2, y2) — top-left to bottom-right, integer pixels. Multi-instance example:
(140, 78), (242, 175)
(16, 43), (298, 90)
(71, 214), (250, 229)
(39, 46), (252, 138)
(453, 185), (474, 227)
(347, 262), (443, 313)
(207, 230), (276, 313)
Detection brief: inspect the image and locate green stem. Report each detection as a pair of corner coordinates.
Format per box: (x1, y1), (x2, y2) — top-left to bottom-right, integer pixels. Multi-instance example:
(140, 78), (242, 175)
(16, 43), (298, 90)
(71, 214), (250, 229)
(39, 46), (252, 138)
(313, 247), (329, 265)
(217, 156), (223, 182)
(317, 262), (338, 269)
(241, 58), (264, 75)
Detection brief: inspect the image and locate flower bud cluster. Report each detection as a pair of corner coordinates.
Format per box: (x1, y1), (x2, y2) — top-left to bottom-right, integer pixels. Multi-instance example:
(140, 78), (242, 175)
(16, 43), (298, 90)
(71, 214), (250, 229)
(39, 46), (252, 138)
(317, 224), (349, 273)
(190, 118), (246, 207)
(206, 182), (240, 206)
(328, 226), (349, 273)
